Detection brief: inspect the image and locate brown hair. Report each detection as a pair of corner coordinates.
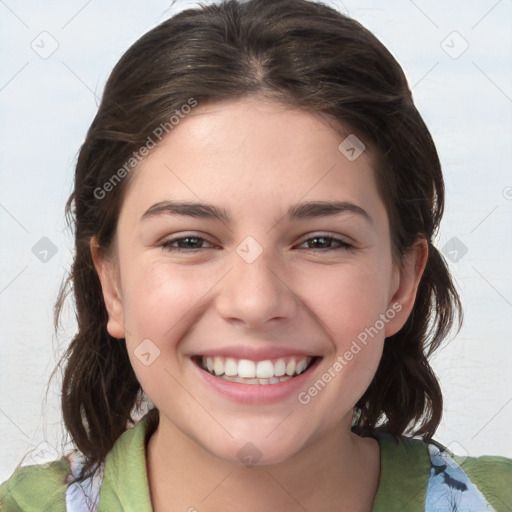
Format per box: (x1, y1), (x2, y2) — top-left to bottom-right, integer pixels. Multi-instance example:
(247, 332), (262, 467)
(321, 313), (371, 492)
(52, 0), (462, 482)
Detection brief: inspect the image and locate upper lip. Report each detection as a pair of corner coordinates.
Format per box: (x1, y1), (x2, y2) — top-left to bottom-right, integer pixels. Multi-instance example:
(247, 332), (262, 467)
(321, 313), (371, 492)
(191, 345), (321, 362)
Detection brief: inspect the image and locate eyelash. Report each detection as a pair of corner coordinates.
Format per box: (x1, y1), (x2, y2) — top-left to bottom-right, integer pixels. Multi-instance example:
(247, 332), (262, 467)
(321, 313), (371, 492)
(160, 234), (354, 253)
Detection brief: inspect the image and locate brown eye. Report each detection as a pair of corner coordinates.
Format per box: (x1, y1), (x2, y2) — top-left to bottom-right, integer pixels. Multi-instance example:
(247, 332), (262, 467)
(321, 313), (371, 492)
(161, 236), (214, 252)
(298, 235), (354, 251)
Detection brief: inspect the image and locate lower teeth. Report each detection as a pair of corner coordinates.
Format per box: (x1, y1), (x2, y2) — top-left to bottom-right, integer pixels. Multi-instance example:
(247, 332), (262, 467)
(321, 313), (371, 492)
(218, 375), (294, 385)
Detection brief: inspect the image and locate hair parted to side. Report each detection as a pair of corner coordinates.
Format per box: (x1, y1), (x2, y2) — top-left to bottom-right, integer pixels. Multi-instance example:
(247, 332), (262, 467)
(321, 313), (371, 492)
(53, 0), (462, 483)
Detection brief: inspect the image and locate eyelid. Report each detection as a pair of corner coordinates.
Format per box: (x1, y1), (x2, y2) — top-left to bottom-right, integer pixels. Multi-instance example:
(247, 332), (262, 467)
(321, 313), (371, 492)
(159, 231), (215, 243)
(296, 231), (353, 245)
(160, 232), (216, 249)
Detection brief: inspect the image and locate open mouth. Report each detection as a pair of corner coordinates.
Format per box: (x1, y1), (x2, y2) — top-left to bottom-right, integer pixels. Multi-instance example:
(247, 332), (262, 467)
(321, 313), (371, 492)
(193, 355), (319, 385)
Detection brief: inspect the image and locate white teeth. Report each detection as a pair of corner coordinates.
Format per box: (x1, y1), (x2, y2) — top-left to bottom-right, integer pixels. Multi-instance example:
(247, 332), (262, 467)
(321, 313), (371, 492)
(256, 360), (274, 379)
(213, 356), (224, 376)
(201, 355), (313, 383)
(285, 360), (296, 376)
(296, 359), (308, 374)
(238, 359), (256, 378)
(274, 359), (286, 377)
(220, 375), (294, 385)
(224, 358), (238, 376)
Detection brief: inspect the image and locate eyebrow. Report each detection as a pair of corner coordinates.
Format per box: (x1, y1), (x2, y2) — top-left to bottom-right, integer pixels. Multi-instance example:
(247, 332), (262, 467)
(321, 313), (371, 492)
(141, 200), (372, 225)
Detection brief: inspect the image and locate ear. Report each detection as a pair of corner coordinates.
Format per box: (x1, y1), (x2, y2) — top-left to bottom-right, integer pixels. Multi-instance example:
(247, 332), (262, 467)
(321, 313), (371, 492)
(384, 238), (428, 337)
(90, 237), (126, 339)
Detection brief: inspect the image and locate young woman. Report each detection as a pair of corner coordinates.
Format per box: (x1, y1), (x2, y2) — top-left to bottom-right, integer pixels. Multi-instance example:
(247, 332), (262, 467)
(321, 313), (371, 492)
(1, 0), (510, 511)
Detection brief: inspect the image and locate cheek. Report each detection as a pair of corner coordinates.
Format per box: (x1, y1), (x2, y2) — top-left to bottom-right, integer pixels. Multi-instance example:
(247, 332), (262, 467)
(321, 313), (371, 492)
(119, 260), (212, 391)
(302, 259), (392, 396)
(308, 260), (393, 339)
(295, 264), (390, 415)
(121, 261), (204, 336)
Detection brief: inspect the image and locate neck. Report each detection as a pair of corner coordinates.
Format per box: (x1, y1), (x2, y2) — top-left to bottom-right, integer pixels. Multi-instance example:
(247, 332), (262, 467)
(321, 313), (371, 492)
(146, 413), (381, 512)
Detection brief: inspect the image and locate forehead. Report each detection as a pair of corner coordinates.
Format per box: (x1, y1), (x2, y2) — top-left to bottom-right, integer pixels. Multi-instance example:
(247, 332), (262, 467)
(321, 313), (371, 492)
(120, 97), (385, 227)
(157, 97), (360, 166)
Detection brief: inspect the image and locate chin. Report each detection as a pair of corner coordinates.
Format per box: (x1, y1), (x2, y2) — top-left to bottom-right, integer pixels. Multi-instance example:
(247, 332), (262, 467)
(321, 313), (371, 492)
(197, 428), (308, 468)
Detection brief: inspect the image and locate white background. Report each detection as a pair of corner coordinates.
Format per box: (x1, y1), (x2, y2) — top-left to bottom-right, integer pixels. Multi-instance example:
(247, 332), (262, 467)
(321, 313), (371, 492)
(1, 0), (511, 482)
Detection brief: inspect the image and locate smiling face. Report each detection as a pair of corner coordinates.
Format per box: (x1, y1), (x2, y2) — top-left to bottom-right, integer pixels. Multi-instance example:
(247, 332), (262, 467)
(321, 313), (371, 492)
(92, 97), (426, 466)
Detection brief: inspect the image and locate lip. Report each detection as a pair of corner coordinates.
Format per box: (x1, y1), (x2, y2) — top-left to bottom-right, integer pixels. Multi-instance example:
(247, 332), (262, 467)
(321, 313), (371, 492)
(191, 355), (322, 404)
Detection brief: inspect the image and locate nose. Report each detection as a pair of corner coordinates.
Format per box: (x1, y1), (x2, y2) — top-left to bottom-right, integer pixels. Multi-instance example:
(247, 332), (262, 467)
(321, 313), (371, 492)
(215, 246), (298, 329)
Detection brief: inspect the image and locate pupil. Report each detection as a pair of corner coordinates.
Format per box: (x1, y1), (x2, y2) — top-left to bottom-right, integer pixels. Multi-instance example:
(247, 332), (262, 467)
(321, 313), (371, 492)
(183, 237), (200, 248)
(311, 237), (328, 248)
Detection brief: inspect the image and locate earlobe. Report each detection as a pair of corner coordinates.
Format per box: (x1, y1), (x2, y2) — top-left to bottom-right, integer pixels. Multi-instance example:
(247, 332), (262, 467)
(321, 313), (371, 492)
(90, 238), (126, 339)
(384, 238), (428, 337)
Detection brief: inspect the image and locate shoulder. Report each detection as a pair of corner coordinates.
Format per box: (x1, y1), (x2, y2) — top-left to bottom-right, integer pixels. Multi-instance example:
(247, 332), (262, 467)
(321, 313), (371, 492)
(0, 417), (152, 512)
(0, 456), (71, 511)
(374, 432), (512, 512)
(0, 449), (106, 512)
(452, 451), (512, 512)
(0, 418), (150, 512)
(426, 439), (512, 511)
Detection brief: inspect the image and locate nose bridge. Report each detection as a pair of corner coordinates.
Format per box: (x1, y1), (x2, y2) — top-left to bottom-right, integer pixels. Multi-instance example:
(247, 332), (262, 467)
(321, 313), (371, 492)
(216, 237), (297, 326)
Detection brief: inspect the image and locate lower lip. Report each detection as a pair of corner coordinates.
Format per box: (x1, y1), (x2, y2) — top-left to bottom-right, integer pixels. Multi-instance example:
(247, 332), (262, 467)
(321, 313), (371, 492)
(192, 357), (321, 404)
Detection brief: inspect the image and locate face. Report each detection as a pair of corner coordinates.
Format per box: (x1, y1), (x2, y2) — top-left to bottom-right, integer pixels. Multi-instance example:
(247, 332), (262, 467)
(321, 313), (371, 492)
(93, 97), (426, 466)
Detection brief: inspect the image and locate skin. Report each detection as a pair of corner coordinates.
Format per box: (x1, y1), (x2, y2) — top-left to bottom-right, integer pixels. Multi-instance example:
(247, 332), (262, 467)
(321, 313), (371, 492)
(92, 96), (427, 512)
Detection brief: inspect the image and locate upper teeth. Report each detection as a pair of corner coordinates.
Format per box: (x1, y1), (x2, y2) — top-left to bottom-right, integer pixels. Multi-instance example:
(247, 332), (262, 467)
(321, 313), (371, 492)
(202, 356), (312, 379)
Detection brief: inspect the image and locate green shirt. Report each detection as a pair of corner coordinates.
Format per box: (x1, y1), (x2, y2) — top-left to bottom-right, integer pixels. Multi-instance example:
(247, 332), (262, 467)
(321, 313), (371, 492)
(1, 417), (510, 511)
